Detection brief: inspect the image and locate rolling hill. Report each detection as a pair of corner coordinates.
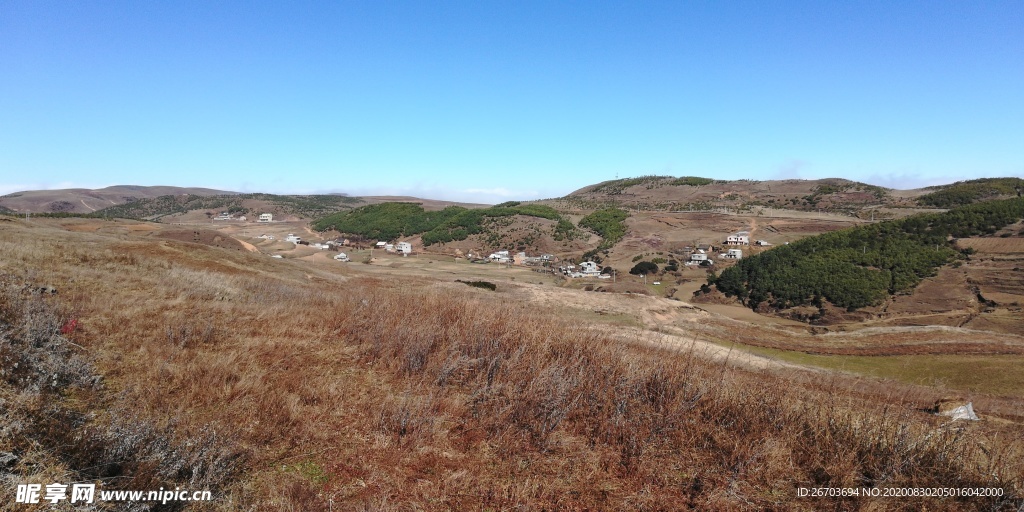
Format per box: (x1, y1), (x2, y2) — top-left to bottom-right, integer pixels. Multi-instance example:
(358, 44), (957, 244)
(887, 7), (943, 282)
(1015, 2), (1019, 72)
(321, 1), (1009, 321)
(545, 176), (900, 213)
(0, 185), (237, 214)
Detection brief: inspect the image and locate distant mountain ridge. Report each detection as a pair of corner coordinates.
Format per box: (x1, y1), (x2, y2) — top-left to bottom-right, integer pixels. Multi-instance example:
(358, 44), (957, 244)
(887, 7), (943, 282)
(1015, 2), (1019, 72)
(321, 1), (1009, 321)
(0, 185), (238, 214)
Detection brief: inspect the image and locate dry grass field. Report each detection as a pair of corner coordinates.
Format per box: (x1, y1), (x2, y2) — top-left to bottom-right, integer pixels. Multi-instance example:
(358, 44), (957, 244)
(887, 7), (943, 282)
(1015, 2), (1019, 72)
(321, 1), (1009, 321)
(1, 217), (1023, 510)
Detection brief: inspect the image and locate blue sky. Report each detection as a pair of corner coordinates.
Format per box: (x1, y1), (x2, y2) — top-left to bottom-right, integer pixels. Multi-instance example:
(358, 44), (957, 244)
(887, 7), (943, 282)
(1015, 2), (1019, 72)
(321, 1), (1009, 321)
(1, 1), (1021, 203)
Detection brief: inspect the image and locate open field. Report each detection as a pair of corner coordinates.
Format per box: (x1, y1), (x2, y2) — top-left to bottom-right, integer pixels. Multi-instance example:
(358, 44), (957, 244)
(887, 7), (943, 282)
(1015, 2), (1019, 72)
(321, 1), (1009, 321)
(2, 216), (1022, 510)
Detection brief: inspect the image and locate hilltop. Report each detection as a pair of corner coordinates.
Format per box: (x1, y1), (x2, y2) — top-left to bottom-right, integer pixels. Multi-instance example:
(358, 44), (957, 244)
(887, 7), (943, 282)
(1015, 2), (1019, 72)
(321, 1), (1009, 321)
(546, 175), (1024, 213)
(543, 176), (897, 213)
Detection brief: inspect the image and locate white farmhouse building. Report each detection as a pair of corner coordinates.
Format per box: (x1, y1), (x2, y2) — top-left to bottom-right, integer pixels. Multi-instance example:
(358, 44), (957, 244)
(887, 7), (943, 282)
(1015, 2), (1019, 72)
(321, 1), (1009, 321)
(726, 231), (750, 245)
(578, 261), (602, 277)
(258, 213), (273, 222)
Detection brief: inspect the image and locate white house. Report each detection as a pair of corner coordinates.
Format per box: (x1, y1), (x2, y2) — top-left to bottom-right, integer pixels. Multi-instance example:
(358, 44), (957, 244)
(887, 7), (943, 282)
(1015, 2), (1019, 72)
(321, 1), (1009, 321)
(690, 250), (708, 262)
(396, 242), (412, 254)
(333, 252), (350, 262)
(726, 231), (750, 245)
(213, 212), (232, 221)
(755, 240), (772, 246)
(579, 261), (602, 277)
(722, 249), (742, 260)
(375, 241), (387, 249)
(488, 250), (510, 263)
(285, 234), (301, 243)
(258, 213), (273, 223)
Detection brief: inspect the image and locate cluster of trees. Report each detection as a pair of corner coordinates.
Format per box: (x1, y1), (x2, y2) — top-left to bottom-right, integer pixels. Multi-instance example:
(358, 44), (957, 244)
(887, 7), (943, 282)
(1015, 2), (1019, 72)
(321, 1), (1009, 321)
(669, 176), (716, 186)
(917, 178), (1024, 208)
(712, 197), (1024, 311)
(312, 202), (579, 247)
(579, 208), (629, 262)
(578, 208), (628, 245)
(629, 261), (658, 275)
(588, 176), (718, 195)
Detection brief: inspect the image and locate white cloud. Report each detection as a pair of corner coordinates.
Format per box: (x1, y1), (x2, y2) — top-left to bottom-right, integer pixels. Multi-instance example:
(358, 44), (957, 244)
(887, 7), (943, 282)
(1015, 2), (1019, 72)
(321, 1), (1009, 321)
(463, 187), (538, 198)
(772, 159), (809, 180)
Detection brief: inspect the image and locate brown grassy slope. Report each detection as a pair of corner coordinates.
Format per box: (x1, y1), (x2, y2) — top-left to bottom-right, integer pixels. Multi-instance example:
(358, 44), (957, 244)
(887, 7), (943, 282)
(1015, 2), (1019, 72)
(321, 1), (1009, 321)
(154, 228), (250, 252)
(0, 185), (237, 214)
(0, 218), (1022, 511)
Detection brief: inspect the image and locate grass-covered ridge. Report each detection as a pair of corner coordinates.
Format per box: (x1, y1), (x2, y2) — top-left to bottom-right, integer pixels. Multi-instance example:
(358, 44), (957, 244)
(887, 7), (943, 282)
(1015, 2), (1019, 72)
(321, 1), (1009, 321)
(92, 193), (363, 220)
(711, 197), (1024, 310)
(312, 201), (580, 246)
(587, 175), (720, 195)
(917, 178), (1024, 208)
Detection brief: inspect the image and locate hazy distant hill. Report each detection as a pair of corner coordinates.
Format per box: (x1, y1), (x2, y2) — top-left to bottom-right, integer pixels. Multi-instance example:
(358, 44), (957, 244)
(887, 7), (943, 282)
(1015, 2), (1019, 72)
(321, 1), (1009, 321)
(0, 185), (238, 214)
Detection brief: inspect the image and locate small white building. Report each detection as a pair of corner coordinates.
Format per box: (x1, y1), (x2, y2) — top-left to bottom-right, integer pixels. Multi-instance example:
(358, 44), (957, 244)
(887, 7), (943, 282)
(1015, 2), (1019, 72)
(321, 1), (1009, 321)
(333, 252), (350, 262)
(721, 249), (742, 260)
(690, 250), (708, 262)
(396, 241), (412, 254)
(285, 234), (301, 243)
(213, 212), (232, 220)
(755, 239), (772, 246)
(488, 250), (510, 263)
(578, 261), (602, 277)
(375, 241), (387, 249)
(258, 213), (273, 223)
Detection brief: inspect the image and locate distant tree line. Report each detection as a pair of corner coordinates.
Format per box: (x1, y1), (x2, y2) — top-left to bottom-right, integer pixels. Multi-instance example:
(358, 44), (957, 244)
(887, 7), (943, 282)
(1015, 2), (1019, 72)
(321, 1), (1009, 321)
(711, 197), (1024, 311)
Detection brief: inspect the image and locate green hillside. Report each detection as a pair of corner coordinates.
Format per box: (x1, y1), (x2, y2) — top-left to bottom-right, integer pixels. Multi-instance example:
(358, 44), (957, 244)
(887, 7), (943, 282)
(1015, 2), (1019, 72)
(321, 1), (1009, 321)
(710, 197), (1024, 310)
(917, 178), (1024, 208)
(312, 201), (583, 246)
(93, 193), (362, 220)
